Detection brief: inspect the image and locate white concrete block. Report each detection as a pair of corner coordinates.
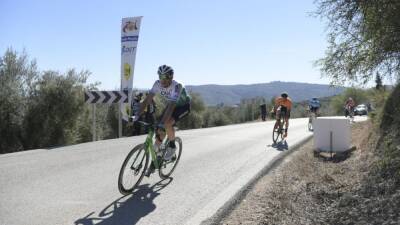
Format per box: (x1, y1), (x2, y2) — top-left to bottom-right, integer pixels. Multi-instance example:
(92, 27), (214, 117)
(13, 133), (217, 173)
(313, 118), (351, 152)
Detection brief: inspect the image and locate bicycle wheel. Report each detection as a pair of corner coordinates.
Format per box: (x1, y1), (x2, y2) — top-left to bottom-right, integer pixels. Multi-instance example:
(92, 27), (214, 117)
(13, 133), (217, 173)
(272, 121), (283, 143)
(159, 137), (183, 179)
(118, 144), (149, 195)
(308, 113), (315, 131)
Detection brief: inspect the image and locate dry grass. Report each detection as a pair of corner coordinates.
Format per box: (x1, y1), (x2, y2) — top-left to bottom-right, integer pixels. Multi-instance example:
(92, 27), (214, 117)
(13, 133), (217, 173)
(219, 121), (398, 225)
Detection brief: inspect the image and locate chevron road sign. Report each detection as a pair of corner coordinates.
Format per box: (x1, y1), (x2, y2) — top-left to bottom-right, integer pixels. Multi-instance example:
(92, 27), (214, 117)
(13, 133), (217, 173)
(84, 90), (129, 104)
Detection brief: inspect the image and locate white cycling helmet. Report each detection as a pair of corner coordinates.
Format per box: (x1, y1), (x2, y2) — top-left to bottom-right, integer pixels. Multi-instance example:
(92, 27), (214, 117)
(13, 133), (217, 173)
(157, 65), (174, 80)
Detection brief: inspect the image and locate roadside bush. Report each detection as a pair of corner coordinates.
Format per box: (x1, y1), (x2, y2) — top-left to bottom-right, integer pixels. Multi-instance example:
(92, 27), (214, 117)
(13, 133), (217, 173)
(22, 70), (89, 149)
(0, 49), (38, 153)
(330, 87), (369, 115)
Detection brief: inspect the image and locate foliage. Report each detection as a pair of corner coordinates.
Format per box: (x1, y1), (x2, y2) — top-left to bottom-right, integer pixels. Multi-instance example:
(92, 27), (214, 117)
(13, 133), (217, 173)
(177, 93), (205, 129)
(359, 84), (400, 209)
(0, 49), (107, 153)
(314, 0), (400, 85)
(329, 87), (369, 115)
(0, 49), (39, 153)
(22, 69), (90, 149)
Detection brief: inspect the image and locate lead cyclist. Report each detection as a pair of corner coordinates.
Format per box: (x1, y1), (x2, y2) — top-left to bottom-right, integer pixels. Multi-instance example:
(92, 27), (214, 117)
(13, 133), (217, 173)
(134, 65), (191, 175)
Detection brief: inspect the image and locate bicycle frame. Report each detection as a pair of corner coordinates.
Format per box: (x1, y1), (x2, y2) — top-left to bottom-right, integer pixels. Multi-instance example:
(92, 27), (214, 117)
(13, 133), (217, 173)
(142, 124), (162, 170)
(275, 111), (287, 130)
(309, 110), (316, 122)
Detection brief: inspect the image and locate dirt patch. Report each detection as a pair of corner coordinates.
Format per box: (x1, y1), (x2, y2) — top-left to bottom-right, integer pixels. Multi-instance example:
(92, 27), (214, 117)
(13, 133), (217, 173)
(219, 121), (380, 225)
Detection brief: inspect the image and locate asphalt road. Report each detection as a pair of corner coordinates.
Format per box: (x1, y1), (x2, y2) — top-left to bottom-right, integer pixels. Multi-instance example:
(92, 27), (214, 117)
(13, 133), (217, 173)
(0, 117), (365, 225)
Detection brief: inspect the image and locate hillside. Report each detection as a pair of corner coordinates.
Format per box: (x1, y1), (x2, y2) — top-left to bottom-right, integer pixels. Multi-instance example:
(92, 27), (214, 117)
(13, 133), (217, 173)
(186, 81), (344, 106)
(218, 84), (400, 225)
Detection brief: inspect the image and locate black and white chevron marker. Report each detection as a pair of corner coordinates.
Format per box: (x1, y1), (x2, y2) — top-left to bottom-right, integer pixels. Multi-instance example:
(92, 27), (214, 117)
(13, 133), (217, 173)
(84, 90), (129, 104)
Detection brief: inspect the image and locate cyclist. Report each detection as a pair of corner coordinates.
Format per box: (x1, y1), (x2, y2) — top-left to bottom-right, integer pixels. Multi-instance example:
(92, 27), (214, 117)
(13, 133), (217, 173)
(133, 65), (191, 175)
(308, 97), (321, 115)
(273, 92), (292, 138)
(344, 97), (355, 117)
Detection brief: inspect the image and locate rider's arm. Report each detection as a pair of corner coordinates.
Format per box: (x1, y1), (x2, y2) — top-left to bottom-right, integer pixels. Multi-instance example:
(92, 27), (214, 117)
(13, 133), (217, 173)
(287, 98), (293, 111)
(137, 93), (155, 116)
(273, 97), (280, 111)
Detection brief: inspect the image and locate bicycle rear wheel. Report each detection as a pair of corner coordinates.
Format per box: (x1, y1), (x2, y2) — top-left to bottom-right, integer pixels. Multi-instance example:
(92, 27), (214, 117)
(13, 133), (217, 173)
(308, 113), (315, 131)
(272, 122), (283, 143)
(159, 137), (183, 179)
(118, 144), (149, 195)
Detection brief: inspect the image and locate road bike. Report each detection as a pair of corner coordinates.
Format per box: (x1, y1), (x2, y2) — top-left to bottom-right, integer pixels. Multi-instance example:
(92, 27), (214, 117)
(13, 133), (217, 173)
(118, 120), (182, 195)
(308, 110), (317, 131)
(272, 110), (287, 143)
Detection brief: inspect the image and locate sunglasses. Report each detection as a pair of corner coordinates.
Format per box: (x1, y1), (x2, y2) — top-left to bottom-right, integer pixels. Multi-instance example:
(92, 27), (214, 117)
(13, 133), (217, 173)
(159, 74), (170, 80)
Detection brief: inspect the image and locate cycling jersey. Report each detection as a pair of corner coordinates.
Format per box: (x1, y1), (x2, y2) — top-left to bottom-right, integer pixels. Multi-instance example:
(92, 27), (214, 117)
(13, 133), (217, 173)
(309, 99), (321, 108)
(150, 80), (191, 107)
(345, 99), (355, 108)
(275, 97), (292, 110)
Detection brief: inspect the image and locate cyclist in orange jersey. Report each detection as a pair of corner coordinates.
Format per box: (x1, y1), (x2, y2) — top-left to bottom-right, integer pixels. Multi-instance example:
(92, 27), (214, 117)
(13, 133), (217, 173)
(273, 92), (292, 138)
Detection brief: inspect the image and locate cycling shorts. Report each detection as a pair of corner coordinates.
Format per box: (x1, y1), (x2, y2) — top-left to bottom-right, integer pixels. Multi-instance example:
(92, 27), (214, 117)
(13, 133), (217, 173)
(277, 106), (291, 118)
(159, 102), (191, 123)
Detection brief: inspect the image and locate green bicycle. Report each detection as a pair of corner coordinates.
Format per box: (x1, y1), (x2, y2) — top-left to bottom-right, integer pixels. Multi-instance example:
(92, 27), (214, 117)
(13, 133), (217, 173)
(118, 120), (183, 195)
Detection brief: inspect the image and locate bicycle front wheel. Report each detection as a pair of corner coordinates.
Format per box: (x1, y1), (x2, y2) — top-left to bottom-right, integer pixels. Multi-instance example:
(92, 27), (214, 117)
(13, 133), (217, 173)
(118, 144), (149, 195)
(159, 137), (183, 179)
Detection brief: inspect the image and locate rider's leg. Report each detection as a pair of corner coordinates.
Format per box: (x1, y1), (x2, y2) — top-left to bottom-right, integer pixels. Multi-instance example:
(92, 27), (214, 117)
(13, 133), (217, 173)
(165, 118), (176, 143)
(274, 109), (281, 129)
(147, 128), (165, 176)
(155, 129), (165, 147)
(284, 117), (289, 138)
(284, 109), (290, 137)
(162, 118), (177, 160)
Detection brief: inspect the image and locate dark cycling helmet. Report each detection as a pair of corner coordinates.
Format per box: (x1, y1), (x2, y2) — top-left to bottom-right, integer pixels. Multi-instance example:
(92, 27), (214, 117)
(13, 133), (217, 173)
(281, 92), (288, 98)
(136, 92), (143, 98)
(157, 65), (174, 80)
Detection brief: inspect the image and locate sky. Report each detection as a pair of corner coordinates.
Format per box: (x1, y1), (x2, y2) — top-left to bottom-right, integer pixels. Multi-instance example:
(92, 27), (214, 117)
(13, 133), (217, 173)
(1, 0), (332, 90)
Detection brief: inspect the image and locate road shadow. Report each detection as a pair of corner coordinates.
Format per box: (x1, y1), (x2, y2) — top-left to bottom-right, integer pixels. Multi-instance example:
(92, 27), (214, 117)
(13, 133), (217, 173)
(268, 140), (289, 151)
(74, 178), (173, 225)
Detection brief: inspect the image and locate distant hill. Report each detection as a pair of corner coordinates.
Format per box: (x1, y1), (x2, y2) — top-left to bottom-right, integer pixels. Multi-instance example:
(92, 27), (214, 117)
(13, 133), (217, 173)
(186, 81), (344, 106)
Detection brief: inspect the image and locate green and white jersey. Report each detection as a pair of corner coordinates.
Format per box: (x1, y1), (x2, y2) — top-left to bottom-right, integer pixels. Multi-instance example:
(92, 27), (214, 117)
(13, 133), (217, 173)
(149, 80), (191, 106)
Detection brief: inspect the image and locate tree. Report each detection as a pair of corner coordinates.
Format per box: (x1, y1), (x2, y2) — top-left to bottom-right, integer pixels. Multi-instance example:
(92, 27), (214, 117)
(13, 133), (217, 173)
(314, 0), (400, 85)
(330, 88), (369, 115)
(0, 49), (39, 153)
(177, 93), (205, 129)
(22, 69), (90, 149)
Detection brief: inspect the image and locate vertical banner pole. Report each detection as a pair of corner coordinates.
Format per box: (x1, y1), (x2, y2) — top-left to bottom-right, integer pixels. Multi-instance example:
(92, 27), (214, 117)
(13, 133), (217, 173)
(92, 104), (96, 141)
(120, 16), (142, 123)
(118, 103), (122, 138)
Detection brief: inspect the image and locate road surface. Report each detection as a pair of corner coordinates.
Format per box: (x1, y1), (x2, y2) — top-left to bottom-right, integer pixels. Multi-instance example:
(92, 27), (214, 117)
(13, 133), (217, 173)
(0, 116), (366, 225)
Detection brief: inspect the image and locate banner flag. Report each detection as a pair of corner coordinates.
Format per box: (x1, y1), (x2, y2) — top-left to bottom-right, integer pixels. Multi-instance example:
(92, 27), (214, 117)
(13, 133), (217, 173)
(121, 16), (142, 121)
